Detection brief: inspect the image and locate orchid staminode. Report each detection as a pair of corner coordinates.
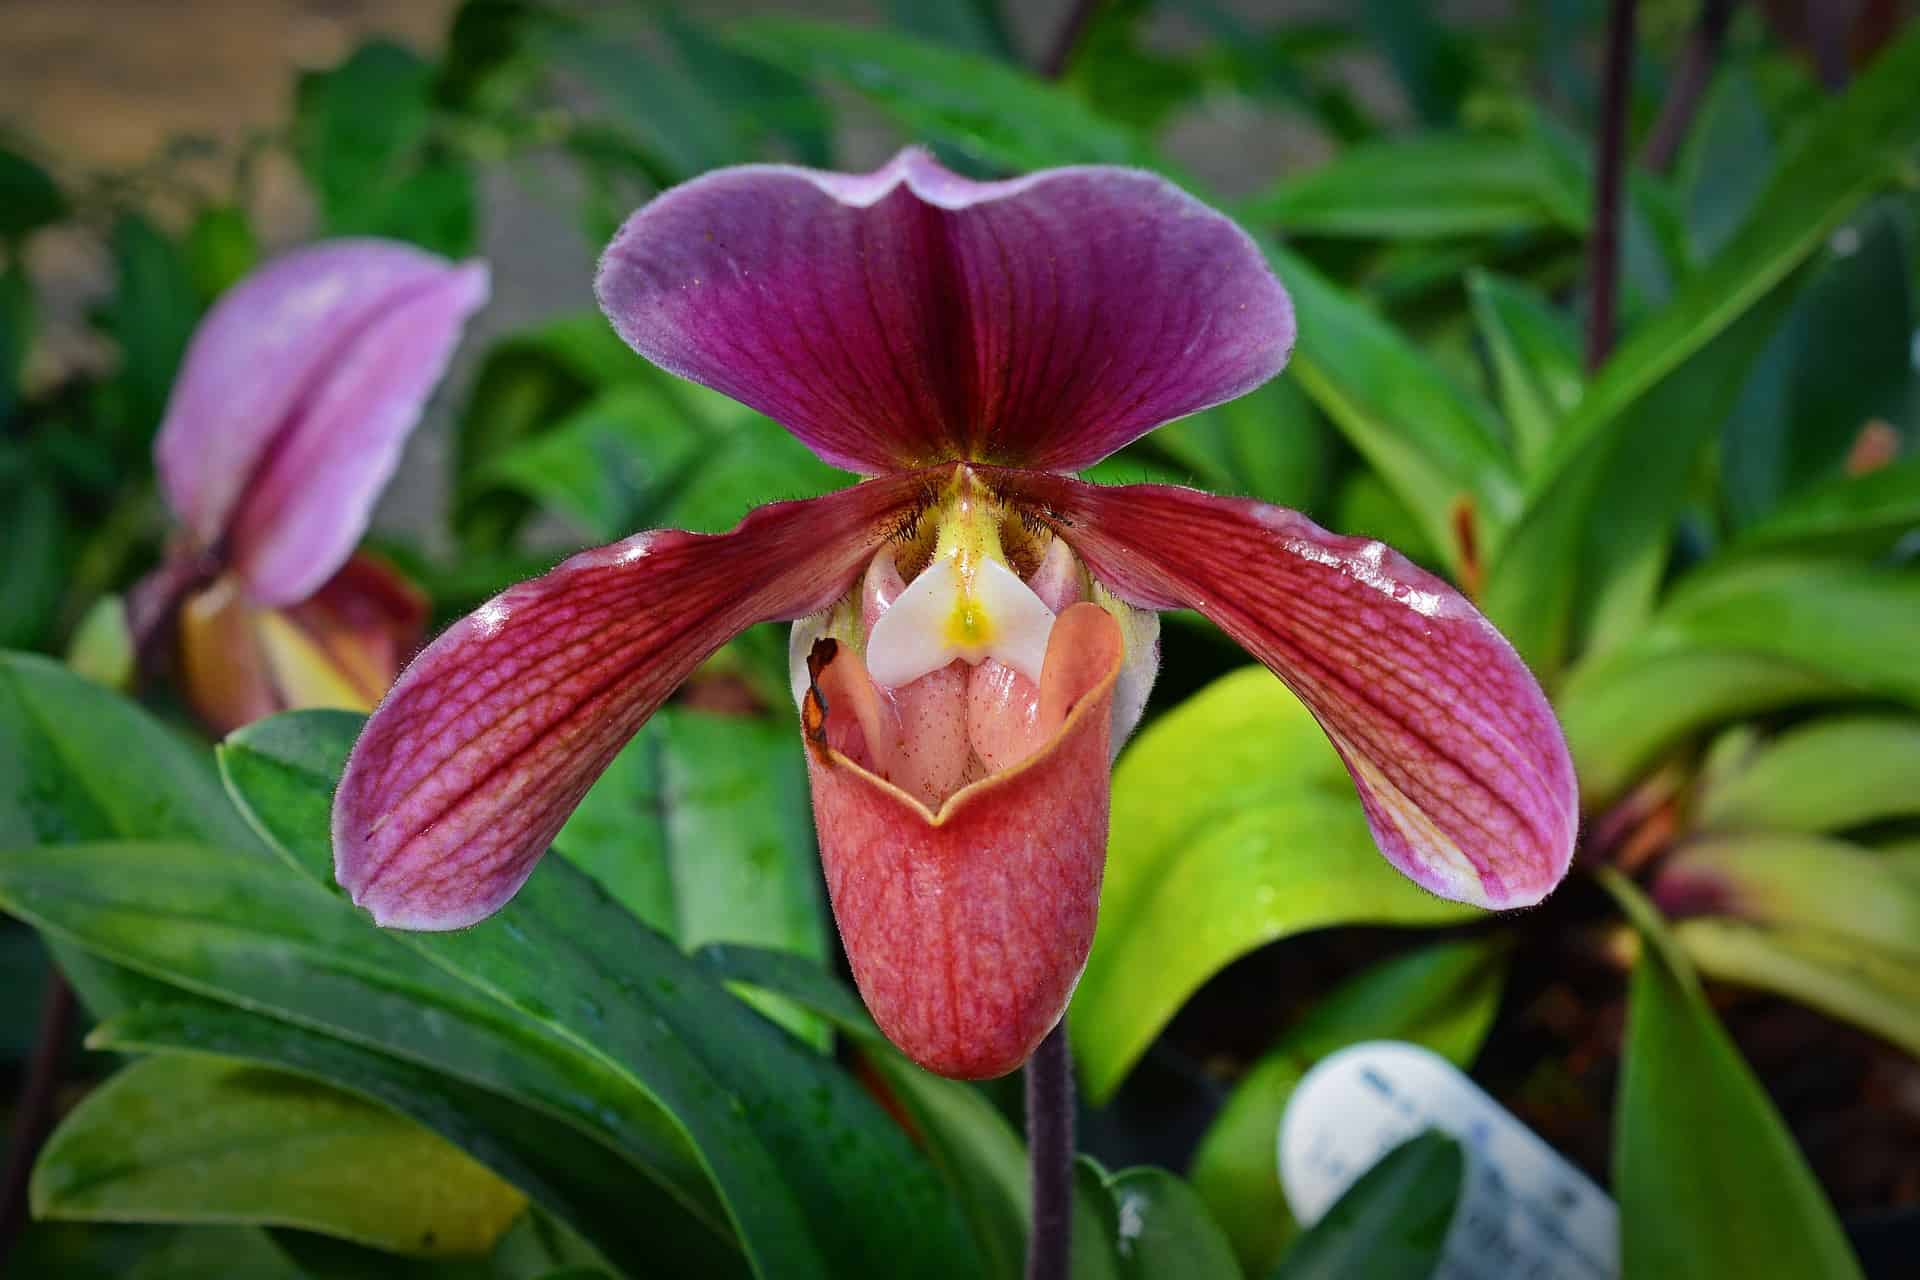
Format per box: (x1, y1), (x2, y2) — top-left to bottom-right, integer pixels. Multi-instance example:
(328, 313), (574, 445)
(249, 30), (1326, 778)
(138, 239), (488, 732)
(333, 150), (1578, 1079)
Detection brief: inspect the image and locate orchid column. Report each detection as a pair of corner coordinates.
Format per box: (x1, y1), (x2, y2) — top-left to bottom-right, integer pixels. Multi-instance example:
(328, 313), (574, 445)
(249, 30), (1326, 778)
(334, 149), (1578, 1083)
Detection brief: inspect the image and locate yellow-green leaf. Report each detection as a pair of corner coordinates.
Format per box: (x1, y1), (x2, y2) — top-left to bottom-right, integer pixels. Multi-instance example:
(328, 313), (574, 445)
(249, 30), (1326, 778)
(1072, 668), (1472, 1102)
(32, 1054), (526, 1257)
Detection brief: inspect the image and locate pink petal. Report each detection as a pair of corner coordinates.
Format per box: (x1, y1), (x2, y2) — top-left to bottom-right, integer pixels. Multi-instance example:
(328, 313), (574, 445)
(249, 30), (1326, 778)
(595, 147), (1291, 475)
(999, 471), (1578, 909)
(806, 603), (1125, 1078)
(334, 475), (933, 930)
(154, 240), (488, 606)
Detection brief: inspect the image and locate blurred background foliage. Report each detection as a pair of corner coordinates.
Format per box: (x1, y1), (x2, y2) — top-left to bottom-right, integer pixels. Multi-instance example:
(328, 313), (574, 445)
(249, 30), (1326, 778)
(3, 1), (1919, 1276)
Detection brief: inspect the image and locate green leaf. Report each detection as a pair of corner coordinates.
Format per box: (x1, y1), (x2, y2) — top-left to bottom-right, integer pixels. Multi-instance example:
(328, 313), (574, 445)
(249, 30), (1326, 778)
(3, 1223), (160, 1279)
(659, 14), (833, 168)
(410, 866), (978, 1280)
(1488, 277), (1798, 670)
(1190, 940), (1505, 1276)
(475, 383), (706, 539)
(856, 1048), (1030, 1280)
(556, 707), (826, 1042)
(434, 0), (552, 116)
(0, 146), (67, 240)
(1091, 1167), (1239, 1280)
(1676, 66), (1774, 262)
(98, 214), (200, 444)
(33, 1054), (526, 1255)
(295, 41), (475, 255)
(452, 312), (642, 554)
(725, 19), (1158, 173)
(92, 998), (738, 1277)
(1732, 454), (1920, 556)
(1243, 135), (1580, 239)
(1721, 202), (1915, 527)
(888, 0), (1013, 60)
(1072, 668), (1474, 1103)
(214, 713), (980, 1280)
(1483, 25), (1920, 670)
(184, 205), (262, 304)
(0, 457), (66, 651)
(275, 1208), (607, 1280)
(0, 838), (726, 1240)
(0, 651), (265, 1016)
(1127, 378), (1326, 511)
(1662, 834), (1920, 960)
(1, 265), (30, 423)
(558, 708), (821, 952)
(1676, 918), (1920, 1060)
(1603, 871), (1864, 1280)
(1557, 559), (1920, 805)
(1330, 467), (1439, 565)
(697, 943), (1124, 1280)
(1073, 1158), (1125, 1278)
(0, 834), (972, 1280)
(1268, 1131), (1463, 1280)
(129, 1227), (306, 1279)
(1273, 246), (1519, 574)
(866, 1047), (1130, 1280)
(480, 382), (847, 542)
(1467, 270), (1584, 472)
(0, 653), (261, 854)
(1066, 0), (1207, 132)
(1591, 287), (1807, 655)
(1698, 715), (1920, 834)
(1359, 0), (1476, 126)
(546, 19), (743, 182)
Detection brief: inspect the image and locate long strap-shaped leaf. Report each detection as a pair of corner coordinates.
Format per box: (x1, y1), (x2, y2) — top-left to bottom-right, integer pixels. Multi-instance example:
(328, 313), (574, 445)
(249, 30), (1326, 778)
(1481, 27), (1920, 672)
(1601, 871), (1864, 1279)
(218, 710), (978, 1280)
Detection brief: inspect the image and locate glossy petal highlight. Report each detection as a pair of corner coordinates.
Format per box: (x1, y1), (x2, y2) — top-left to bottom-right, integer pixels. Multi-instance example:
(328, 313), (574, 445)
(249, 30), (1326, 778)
(806, 604), (1125, 1077)
(334, 474), (933, 930)
(154, 240), (488, 605)
(1001, 472), (1577, 908)
(596, 147), (1292, 475)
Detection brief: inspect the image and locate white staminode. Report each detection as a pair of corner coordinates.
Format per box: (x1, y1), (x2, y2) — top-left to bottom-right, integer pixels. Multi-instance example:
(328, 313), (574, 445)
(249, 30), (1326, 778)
(865, 554), (1056, 690)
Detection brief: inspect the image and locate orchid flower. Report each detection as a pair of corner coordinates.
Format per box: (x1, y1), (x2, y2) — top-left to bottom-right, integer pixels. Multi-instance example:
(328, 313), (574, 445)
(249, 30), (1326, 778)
(136, 239), (488, 733)
(333, 150), (1577, 1079)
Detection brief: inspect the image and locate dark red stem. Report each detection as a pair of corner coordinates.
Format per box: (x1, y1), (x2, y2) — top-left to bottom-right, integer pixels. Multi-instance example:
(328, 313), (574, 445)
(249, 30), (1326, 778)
(0, 972), (76, 1265)
(1587, 0), (1638, 372)
(1026, 1020), (1075, 1280)
(1640, 0), (1736, 173)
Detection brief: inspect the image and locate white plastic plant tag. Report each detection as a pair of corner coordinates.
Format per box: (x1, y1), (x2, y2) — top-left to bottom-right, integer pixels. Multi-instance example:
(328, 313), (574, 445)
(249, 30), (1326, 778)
(1279, 1040), (1619, 1279)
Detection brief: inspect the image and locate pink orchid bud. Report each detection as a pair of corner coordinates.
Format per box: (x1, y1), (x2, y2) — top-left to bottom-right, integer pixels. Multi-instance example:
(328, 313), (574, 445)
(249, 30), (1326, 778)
(136, 238), (486, 729)
(333, 150), (1578, 1079)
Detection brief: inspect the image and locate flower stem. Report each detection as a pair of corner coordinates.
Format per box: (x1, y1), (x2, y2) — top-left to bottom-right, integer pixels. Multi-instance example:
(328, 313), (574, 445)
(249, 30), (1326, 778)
(0, 971), (76, 1266)
(1026, 1020), (1075, 1280)
(1640, 0), (1736, 173)
(1587, 0), (1637, 373)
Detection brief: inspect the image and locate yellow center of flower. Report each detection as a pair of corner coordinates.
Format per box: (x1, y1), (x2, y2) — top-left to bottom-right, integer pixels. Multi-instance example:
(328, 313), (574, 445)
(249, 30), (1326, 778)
(865, 471), (1055, 689)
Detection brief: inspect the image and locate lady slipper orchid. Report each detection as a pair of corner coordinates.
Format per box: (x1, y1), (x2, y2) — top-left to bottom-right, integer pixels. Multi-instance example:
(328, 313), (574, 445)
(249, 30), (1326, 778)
(333, 150), (1578, 1079)
(134, 239), (488, 733)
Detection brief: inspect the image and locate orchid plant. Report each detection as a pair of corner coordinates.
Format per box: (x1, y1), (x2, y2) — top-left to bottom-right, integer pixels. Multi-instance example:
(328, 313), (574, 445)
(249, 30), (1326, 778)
(4, 5), (1918, 1277)
(332, 149), (1578, 1080)
(134, 240), (488, 732)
